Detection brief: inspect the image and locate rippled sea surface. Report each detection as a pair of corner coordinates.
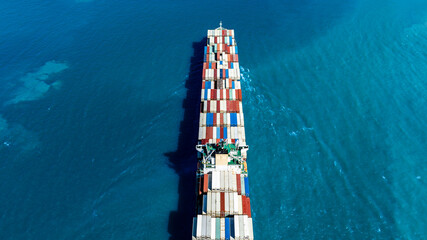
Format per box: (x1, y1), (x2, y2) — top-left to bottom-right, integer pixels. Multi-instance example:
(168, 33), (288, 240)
(0, 0), (426, 239)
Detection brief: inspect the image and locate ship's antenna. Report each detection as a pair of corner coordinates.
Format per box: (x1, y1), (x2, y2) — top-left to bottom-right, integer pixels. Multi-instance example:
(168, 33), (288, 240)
(220, 21), (222, 28)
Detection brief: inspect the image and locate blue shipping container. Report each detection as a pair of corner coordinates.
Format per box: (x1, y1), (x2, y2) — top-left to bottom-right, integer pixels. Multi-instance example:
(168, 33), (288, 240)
(206, 81), (211, 89)
(235, 46), (238, 54)
(207, 113), (214, 126)
(204, 46), (207, 55)
(229, 36), (232, 45)
(226, 69), (229, 78)
(217, 127), (220, 139)
(204, 89), (208, 100)
(231, 62), (234, 69)
(224, 127), (227, 139)
(209, 62), (212, 69)
(232, 81), (235, 89)
(230, 217), (235, 238)
(230, 113), (237, 126)
(225, 218), (230, 240)
(245, 177), (250, 197)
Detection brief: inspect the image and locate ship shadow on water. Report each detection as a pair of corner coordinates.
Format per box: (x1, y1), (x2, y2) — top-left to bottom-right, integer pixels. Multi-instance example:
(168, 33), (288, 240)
(165, 37), (206, 240)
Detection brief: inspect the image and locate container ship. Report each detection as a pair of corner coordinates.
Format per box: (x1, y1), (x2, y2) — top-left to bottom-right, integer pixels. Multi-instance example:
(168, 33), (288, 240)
(192, 23), (254, 240)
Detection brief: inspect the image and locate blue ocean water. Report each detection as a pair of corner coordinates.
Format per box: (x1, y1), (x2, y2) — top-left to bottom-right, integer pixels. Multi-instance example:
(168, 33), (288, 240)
(1, 0), (426, 239)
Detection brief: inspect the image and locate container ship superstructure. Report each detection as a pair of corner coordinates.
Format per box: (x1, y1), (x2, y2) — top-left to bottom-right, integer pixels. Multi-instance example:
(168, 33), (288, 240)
(192, 23), (254, 240)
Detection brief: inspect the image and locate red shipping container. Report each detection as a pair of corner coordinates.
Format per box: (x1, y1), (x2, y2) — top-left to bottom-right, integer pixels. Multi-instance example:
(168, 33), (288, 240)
(220, 113), (224, 125)
(207, 45), (210, 53)
(220, 89), (223, 100)
(228, 61), (231, 68)
(247, 197), (251, 218)
(207, 101), (210, 112)
(220, 192), (225, 216)
(203, 174), (208, 193)
(217, 101), (220, 113)
(214, 69), (217, 80)
(229, 79), (233, 88)
(232, 139), (236, 144)
(235, 100), (240, 112)
(206, 127), (213, 139)
(235, 54), (239, 62)
(236, 174), (241, 194)
(226, 101), (230, 112)
(223, 36), (225, 43)
(220, 127), (224, 139)
(202, 69), (206, 79)
(202, 81), (205, 89)
(213, 113), (217, 126)
(202, 139), (208, 145)
(222, 30), (226, 36)
(215, 37), (217, 44)
(212, 62), (216, 69)
(216, 139), (220, 143)
(217, 52), (220, 61)
(211, 89), (215, 100)
(242, 195), (246, 215)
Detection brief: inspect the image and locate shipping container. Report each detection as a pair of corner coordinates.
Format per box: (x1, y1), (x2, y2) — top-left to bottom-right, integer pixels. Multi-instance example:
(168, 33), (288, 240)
(234, 215), (240, 239)
(216, 218), (221, 239)
(240, 175), (245, 196)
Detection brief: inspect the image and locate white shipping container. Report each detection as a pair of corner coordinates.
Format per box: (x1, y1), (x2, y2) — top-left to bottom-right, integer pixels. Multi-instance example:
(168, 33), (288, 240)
(212, 127), (216, 140)
(203, 101), (207, 113)
(234, 215), (240, 239)
(220, 217), (225, 239)
(207, 216), (212, 238)
(217, 113), (220, 126)
(224, 113), (228, 126)
(236, 68), (241, 79)
(220, 171), (224, 190)
(237, 194), (243, 214)
(239, 102), (243, 114)
(222, 89), (226, 100)
(201, 89), (205, 100)
(211, 192), (216, 217)
(212, 171), (218, 190)
(233, 192), (239, 214)
(217, 89), (221, 100)
(211, 217), (216, 239)
(225, 171), (229, 191)
(226, 78), (230, 88)
(230, 173), (237, 192)
(207, 192), (212, 215)
(201, 215), (206, 237)
(216, 192), (220, 217)
(239, 215), (244, 239)
(236, 113), (240, 126)
(229, 192), (234, 215)
(240, 113), (244, 126)
(243, 215), (249, 238)
(227, 113), (231, 127)
(207, 89), (211, 100)
(234, 62), (239, 69)
(227, 127), (231, 140)
(248, 218), (254, 240)
(220, 100), (225, 113)
(230, 127), (235, 139)
(225, 192), (229, 215)
(241, 127), (246, 141)
(212, 100), (217, 113)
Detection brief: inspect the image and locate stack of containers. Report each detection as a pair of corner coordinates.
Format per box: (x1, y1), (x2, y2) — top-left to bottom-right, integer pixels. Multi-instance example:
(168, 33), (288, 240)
(193, 26), (253, 240)
(198, 27), (245, 145)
